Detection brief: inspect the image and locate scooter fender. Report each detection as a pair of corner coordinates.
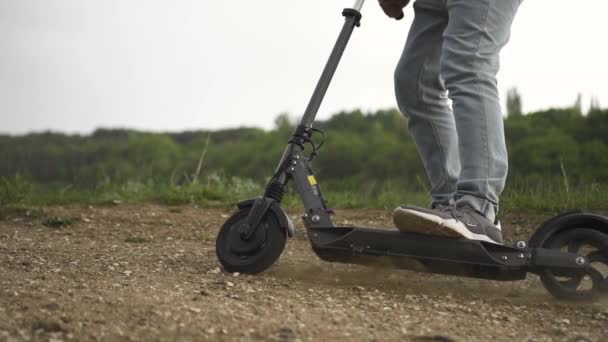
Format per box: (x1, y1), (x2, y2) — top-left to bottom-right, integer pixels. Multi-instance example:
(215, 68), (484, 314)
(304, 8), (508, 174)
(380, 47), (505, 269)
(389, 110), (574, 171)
(528, 211), (608, 248)
(237, 198), (295, 238)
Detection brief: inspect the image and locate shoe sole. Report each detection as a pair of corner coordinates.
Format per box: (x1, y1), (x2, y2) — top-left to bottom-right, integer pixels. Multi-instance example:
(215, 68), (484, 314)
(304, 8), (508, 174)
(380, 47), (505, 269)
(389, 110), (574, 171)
(393, 208), (499, 244)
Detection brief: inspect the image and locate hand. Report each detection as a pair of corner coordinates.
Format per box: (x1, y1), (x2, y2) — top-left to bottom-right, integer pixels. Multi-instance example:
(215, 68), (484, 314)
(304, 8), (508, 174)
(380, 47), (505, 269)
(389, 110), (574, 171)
(378, 0), (410, 20)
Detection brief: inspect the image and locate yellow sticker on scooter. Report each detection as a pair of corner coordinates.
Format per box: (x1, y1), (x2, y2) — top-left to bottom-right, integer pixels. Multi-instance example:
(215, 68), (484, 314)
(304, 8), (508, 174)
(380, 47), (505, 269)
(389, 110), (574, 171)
(308, 175), (317, 186)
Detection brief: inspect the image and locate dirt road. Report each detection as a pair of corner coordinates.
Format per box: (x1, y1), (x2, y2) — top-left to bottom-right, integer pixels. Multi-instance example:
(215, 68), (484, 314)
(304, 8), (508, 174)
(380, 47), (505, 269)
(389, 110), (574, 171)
(0, 205), (606, 341)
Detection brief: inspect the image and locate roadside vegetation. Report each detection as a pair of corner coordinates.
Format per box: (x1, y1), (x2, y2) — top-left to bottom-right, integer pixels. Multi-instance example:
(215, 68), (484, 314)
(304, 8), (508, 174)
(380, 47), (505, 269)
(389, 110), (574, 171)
(1, 93), (607, 214)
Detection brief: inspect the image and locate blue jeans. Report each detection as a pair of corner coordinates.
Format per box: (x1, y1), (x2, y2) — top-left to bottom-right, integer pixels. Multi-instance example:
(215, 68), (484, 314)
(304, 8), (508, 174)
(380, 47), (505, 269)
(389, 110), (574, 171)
(395, 0), (521, 222)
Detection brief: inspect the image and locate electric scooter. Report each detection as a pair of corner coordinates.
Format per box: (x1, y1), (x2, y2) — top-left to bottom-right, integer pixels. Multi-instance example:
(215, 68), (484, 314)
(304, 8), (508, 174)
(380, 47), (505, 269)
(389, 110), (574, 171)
(215, 0), (608, 301)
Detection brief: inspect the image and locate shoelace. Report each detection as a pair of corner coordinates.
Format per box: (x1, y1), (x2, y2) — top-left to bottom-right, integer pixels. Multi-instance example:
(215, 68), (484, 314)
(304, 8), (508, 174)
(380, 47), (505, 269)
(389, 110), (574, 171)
(439, 204), (499, 229)
(438, 205), (465, 223)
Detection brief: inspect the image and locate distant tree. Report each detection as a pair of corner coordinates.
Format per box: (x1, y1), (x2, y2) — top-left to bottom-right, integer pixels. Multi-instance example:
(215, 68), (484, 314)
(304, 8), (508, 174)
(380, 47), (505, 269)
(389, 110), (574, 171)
(573, 93), (583, 115)
(274, 113), (294, 131)
(589, 95), (601, 113)
(506, 87), (523, 117)
(1, 107), (607, 194)
(507, 87), (523, 117)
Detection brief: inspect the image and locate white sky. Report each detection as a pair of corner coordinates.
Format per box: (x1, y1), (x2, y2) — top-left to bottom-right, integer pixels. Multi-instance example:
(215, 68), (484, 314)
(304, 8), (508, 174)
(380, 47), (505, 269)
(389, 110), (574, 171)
(1, 0), (607, 134)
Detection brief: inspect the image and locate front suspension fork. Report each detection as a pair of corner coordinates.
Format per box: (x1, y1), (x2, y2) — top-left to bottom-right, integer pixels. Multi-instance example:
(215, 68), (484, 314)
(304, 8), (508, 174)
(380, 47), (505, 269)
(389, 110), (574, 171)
(238, 143), (335, 240)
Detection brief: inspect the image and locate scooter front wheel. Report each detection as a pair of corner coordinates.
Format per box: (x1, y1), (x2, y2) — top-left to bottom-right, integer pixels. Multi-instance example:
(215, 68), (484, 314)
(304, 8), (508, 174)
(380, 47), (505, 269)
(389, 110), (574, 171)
(215, 207), (286, 274)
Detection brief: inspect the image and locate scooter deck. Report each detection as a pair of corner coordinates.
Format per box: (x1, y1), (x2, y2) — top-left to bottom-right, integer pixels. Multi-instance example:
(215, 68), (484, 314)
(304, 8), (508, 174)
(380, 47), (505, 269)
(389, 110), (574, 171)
(307, 226), (571, 281)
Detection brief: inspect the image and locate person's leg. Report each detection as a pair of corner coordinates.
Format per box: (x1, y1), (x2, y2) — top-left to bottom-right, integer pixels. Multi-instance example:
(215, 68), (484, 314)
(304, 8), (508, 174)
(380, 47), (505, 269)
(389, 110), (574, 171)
(441, 0), (521, 222)
(393, 0), (520, 244)
(394, 0), (458, 208)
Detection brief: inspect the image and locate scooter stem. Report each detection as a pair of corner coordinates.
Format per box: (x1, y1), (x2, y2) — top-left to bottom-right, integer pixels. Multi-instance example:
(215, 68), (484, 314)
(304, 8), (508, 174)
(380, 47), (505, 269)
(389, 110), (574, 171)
(353, 0), (366, 12)
(298, 1), (364, 127)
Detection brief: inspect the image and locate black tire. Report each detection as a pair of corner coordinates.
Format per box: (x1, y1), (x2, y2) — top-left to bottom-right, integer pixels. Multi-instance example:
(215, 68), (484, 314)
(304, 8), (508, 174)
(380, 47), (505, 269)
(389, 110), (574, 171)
(538, 228), (608, 301)
(215, 207), (286, 274)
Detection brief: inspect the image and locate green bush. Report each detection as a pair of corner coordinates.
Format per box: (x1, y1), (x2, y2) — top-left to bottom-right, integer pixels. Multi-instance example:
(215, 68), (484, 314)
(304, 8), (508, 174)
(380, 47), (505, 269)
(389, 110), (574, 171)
(0, 174), (31, 205)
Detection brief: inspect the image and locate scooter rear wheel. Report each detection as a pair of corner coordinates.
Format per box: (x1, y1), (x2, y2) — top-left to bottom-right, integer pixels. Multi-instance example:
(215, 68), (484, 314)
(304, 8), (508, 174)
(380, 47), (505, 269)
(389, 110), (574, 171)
(538, 228), (608, 301)
(215, 208), (286, 274)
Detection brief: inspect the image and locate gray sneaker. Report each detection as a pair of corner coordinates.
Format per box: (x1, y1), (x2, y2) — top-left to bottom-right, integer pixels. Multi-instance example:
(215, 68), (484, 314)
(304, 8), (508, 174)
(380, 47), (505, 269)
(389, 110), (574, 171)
(393, 205), (503, 244)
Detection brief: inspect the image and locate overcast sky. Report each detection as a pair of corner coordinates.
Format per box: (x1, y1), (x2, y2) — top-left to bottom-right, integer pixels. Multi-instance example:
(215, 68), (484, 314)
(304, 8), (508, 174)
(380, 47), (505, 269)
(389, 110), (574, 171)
(1, 0), (607, 135)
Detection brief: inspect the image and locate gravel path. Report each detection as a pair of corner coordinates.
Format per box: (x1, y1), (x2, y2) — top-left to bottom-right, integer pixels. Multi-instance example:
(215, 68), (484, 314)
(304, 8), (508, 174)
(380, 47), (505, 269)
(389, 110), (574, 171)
(0, 205), (606, 341)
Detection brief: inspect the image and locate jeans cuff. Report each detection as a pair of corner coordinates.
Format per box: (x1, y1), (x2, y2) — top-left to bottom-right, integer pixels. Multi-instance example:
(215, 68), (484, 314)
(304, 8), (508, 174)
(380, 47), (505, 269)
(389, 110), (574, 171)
(455, 194), (498, 222)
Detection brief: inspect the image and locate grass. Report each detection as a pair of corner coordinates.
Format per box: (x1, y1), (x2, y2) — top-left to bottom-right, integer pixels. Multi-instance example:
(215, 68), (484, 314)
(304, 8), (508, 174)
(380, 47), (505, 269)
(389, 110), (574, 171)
(323, 184), (608, 214)
(501, 181), (608, 214)
(42, 216), (73, 228)
(0, 205), (76, 230)
(0, 174), (606, 214)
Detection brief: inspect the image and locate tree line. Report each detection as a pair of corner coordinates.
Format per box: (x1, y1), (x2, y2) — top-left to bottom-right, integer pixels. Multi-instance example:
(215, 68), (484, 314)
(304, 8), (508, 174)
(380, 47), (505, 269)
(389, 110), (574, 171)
(1, 102), (607, 197)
